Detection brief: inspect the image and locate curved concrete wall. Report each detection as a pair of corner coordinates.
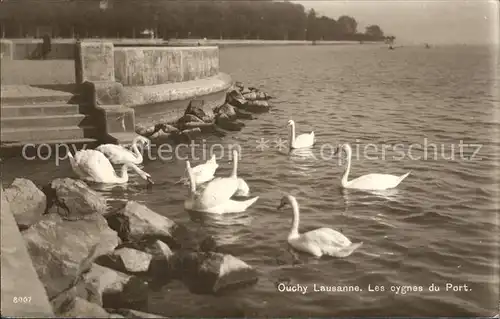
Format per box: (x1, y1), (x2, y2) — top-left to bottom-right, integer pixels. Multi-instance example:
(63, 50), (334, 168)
(113, 47), (219, 86)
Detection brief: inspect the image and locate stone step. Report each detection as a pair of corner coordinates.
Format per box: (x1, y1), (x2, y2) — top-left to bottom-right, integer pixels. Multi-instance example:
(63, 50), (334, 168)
(0, 138), (99, 158)
(1, 104), (80, 118)
(1, 114), (87, 129)
(0, 137), (98, 149)
(0, 90), (74, 106)
(1, 126), (96, 143)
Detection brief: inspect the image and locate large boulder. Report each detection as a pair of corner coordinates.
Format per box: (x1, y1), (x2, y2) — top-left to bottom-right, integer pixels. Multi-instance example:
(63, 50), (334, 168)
(22, 213), (120, 299)
(139, 240), (175, 279)
(83, 263), (148, 308)
(216, 103), (237, 121)
(242, 90), (272, 101)
(2, 178), (46, 230)
(184, 99), (215, 123)
(43, 178), (108, 220)
(235, 108), (254, 120)
(171, 252), (259, 294)
(215, 114), (245, 132)
(121, 239), (173, 261)
(226, 89), (246, 107)
(98, 247), (153, 274)
(148, 130), (174, 144)
(82, 263), (130, 306)
(240, 100), (271, 113)
(172, 128), (202, 144)
(177, 114), (204, 126)
(105, 201), (182, 247)
(181, 122), (218, 134)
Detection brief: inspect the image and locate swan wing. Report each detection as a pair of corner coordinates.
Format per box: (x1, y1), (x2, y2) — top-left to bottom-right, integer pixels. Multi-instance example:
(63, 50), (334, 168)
(203, 196), (259, 214)
(96, 144), (138, 164)
(347, 173), (408, 190)
(293, 132), (315, 148)
(302, 227), (352, 249)
(191, 162), (218, 184)
(198, 177), (239, 208)
(192, 162), (218, 175)
(75, 150), (115, 182)
(234, 178), (250, 196)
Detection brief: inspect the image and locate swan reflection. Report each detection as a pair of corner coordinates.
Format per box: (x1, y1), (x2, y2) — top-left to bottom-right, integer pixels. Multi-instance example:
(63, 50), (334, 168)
(341, 187), (403, 205)
(289, 148), (317, 160)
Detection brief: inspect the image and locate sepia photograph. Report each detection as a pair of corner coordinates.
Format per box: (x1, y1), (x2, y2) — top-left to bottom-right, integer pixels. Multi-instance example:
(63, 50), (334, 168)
(0, 0), (499, 317)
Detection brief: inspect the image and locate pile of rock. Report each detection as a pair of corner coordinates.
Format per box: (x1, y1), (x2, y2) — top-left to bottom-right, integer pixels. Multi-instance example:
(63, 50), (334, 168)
(2, 178), (259, 318)
(135, 82), (273, 145)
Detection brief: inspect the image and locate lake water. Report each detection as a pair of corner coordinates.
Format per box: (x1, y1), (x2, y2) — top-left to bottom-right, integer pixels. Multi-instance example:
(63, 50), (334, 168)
(2, 44), (499, 316)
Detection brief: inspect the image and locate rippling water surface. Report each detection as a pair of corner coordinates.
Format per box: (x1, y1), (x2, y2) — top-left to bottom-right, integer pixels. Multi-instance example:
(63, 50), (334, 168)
(2, 44), (499, 316)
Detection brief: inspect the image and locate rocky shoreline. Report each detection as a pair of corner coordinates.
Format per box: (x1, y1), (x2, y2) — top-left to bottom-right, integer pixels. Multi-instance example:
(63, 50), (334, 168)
(0, 82), (277, 317)
(2, 177), (262, 317)
(134, 82), (273, 145)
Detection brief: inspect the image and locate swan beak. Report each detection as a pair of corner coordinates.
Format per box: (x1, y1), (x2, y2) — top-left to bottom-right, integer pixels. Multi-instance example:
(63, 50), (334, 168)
(146, 177), (154, 185)
(333, 147), (339, 156)
(277, 203), (286, 210)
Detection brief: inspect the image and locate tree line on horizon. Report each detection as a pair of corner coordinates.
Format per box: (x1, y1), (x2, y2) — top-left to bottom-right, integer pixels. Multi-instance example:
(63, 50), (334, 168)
(0, 0), (393, 42)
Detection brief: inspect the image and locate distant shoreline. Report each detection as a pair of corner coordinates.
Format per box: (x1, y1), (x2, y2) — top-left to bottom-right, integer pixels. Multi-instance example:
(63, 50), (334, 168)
(167, 39), (384, 47)
(4, 38), (385, 47)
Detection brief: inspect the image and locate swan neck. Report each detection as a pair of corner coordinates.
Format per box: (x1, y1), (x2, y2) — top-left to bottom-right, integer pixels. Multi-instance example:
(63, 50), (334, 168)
(289, 196), (300, 238)
(231, 151), (238, 177)
(117, 164), (129, 183)
(341, 148), (351, 187)
(289, 123), (295, 144)
(131, 138), (143, 162)
(128, 162), (146, 177)
(186, 162), (196, 194)
(67, 151), (76, 167)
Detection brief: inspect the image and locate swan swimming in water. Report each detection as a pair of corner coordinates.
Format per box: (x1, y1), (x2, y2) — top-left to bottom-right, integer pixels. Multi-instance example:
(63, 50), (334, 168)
(278, 195), (362, 258)
(96, 136), (150, 165)
(67, 149), (154, 185)
(179, 154), (219, 186)
(184, 149), (258, 214)
(178, 154), (251, 196)
(287, 120), (315, 149)
(334, 143), (411, 190)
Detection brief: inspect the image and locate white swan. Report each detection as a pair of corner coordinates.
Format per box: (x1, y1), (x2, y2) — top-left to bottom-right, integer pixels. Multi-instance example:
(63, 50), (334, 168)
(234, 178), (250, 196)
(278, 195), (362, 258)
(179, 154), (251, 197)
(287, 120), (315, 149)
(179, 154), (219, 186)
(95, 136), (150, 165)
(334, 143), (411, 190)
(184, 149), (259, 214)
(67, 149), (153, 185)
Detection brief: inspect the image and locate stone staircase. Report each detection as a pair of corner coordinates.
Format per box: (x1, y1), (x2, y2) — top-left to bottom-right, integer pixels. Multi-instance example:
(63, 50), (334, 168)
(0, 85), (99, 153)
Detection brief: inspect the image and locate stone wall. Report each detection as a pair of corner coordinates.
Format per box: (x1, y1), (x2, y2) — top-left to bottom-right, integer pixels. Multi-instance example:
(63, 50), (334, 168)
(74, 40), (231, 134)
(114, 46), (219, 86)
(1, 39), (14, 60)
(0, 39), (75, 60)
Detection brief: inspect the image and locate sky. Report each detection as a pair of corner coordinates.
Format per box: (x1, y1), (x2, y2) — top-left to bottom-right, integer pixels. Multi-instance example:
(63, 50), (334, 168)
(295, 0), (499, 45)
